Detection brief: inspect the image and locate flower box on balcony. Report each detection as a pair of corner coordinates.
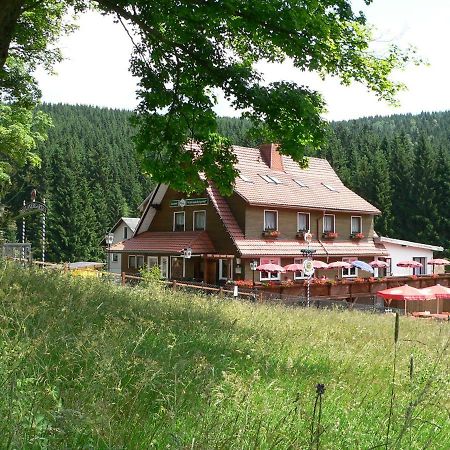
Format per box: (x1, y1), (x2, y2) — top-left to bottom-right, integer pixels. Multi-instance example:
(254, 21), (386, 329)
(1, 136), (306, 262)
(322, 231), (338, 239)
(262, 229), (280, 238)
(350, 232), (365, 240)
(296, 230), (310, 240)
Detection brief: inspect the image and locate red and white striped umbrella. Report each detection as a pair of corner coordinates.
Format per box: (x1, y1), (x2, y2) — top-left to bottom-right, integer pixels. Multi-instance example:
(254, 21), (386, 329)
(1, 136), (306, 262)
(397, 260), (423, 268)
(256, 263), (286, 273)
(326, 261), (352, 269)
(377, 284), (433, 301)
(419, 284), (450, 299)
(378, 284), (434, 315)
(427, 259), (450, 266)
(419, 284), (450, 313)
(312, 260), (329, 269)
(283, 263), (304, 272)
(369, 260), (389, 268)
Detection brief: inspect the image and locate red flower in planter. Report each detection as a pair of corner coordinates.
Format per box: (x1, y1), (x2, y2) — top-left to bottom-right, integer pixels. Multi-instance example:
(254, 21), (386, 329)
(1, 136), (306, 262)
(350, 232), (365, 240)
(262, 229), (280, 238)
(322, 231), (338, 239)
(234, 279), (254, 288)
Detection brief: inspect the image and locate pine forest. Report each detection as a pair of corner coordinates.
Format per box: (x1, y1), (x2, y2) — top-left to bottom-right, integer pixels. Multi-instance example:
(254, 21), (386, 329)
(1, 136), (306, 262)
(4, 104), (449, 261)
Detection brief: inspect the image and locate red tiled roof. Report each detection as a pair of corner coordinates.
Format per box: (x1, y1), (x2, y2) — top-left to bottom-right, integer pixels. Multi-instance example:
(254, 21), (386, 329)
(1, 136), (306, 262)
(232, 146), (380, 214)
(109, 231), (216, 254)
(206, 184), (245, 245)
(235, 238), (388, 258)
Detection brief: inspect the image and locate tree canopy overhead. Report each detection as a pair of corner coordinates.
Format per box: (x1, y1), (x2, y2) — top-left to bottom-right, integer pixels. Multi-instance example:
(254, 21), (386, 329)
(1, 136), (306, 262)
(1, 0), (417, 194)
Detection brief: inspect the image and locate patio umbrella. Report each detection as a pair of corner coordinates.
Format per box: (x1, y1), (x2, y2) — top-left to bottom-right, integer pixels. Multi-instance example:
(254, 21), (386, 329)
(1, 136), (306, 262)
(326, 261), (352, 269)
(312, 260), (329, 269)
(351, 260), (374, 274)
(326, 261), (352, 279)
(427, 258), (450, 274)
(369, 260), (390, 268)
(283, 263), (304, 272)
(377, 284), (434, 315)
(256, 263), (286, 273)
(419, 284), (450, 313)
(397, 260), (423, 276)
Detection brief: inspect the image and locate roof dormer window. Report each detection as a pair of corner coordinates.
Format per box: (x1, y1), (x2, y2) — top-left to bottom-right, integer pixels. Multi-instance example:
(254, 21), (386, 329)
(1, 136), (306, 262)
(322, 182), (338, 192)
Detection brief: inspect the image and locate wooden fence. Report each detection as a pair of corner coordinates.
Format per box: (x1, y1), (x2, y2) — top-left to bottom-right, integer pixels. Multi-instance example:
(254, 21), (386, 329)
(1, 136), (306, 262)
(10, 258), (448, 314)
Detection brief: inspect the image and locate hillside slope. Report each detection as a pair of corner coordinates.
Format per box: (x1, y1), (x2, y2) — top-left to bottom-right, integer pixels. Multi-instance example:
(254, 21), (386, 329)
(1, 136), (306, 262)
(6, 106), (449, 260)
(1, 264), (448, 448)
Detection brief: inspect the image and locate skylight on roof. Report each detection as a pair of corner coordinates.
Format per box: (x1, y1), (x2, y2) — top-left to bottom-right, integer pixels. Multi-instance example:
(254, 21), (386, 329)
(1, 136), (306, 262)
(322, 182), (338, 192)
(259, 174), (275, 183)
(268, 175), (282, 184)
(239, 174), (252, 183)
(294, 179), (308, 188)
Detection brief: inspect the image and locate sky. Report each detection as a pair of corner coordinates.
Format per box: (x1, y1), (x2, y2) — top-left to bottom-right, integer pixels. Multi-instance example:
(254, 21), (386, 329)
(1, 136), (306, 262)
(35, 0), (450, 121)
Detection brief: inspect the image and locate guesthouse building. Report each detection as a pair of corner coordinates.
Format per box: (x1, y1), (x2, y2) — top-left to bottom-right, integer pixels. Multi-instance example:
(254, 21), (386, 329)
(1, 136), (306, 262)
(108, 143), (401, 283)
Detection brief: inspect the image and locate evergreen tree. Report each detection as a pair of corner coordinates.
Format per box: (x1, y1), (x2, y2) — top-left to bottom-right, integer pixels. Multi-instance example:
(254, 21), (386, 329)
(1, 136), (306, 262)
(389, 133), (416, 241)
(372, 147), (393, 236)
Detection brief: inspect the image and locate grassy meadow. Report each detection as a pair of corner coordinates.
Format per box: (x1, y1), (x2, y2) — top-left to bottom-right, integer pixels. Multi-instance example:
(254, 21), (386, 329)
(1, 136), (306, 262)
(0, 262), (449, 449)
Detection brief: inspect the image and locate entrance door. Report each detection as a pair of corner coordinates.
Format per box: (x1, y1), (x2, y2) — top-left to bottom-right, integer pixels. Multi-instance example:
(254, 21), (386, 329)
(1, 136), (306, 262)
(206, 260), (217, 284)
(170, 256), (184, 279)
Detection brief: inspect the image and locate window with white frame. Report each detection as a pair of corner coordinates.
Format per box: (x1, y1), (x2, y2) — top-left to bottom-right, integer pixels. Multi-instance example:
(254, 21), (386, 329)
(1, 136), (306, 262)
(193, 210), (206, 231)
(219, 259), (231, 280)
(136, 255), (145, 269)
(128, 255), (136, 269)
(123, 226), (128, 239)
(259, 257), (281, 281)
(297, 212), (310, 232)
(342, 257), (357, 277)
(323, 214), (335, 233)
(293, 257), (305, 280)
(160, 256), (169, 279)
(112, 253), (118, 262)
(351, 216), (362, 234)
(413, 257), (426, 275)
(264, 210), (278, 231)
(173, 211), (185, 231)
(147, 256), (158, 269)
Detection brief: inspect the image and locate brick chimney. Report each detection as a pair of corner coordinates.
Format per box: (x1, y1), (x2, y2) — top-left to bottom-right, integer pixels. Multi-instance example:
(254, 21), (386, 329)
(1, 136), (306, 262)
(258, 143), (284, 171)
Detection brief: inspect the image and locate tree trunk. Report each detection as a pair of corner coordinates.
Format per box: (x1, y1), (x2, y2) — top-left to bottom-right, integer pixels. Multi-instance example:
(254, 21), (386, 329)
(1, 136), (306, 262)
(0, 0), (24, 71)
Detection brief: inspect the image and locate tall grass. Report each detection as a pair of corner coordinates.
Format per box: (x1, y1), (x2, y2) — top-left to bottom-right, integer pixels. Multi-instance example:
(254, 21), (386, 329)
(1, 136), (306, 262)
(0, 262), (449, 449)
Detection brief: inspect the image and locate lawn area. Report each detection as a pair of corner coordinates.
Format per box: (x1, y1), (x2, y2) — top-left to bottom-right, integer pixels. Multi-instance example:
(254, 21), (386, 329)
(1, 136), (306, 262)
(0, 262), (449, 449)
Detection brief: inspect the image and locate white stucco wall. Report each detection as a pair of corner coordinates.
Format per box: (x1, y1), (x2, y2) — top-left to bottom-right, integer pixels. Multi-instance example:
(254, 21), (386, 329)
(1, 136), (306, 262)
(112, 223), (130, 243)
(382, 242), (435, 276)
(108, 222), (131, 273)
(109, 253), (122, 274)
